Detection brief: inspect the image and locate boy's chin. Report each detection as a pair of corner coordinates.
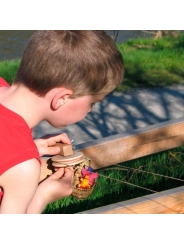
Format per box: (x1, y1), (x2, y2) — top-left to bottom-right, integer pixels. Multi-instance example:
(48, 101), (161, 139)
(52, 124), (66, 129)
(46, 121), (66, 129)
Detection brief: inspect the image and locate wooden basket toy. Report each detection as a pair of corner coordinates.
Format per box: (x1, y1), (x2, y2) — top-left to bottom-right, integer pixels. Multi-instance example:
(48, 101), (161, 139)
(51, 143), (98, 200)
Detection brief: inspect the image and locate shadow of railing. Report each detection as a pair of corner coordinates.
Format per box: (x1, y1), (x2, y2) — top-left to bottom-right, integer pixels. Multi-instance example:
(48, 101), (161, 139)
(32, 85), (184, 145)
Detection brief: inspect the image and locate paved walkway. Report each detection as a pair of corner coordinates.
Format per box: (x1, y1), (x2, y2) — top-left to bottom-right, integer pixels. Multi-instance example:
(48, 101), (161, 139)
(32, 84), (184, 145)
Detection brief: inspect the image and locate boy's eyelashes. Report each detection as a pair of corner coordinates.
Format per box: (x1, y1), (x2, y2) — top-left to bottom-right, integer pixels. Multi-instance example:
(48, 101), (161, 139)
(91, 100), (102, 108)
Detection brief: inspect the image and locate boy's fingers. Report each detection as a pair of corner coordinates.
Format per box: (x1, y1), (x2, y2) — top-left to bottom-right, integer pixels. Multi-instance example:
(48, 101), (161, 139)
(49, 167), (65, 179)
(47, 146), (60, 155)
(64, 168), (74, 184)
(50, 167), (74, 180)
(48, 133), (71, 145)
(66, 166), (74, 172)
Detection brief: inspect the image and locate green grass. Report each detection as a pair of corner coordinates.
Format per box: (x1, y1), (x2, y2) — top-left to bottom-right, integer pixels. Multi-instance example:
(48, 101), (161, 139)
(0, 59), (20, 85)
(1, 33), (184, 214)
(43, 146), (184, 214)
(116, 34), (184, 92)
(1, 33), (184, 91)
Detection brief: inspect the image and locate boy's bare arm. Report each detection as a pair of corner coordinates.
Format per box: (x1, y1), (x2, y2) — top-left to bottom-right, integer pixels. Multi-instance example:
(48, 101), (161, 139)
(0, 159), (40, 213)
(27, 167), (73, 214)
(0, 159), (74, 214)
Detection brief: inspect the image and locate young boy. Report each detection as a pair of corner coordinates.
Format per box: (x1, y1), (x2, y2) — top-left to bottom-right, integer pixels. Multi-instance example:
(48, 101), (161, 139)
(0, 31), (124, 213)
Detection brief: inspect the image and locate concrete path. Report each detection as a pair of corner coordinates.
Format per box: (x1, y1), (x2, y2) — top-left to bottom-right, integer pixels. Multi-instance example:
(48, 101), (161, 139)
(32, 84), (184, 145)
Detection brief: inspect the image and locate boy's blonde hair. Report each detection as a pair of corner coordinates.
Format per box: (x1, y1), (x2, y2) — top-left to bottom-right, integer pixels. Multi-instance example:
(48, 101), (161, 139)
(14, 31), (124, 97)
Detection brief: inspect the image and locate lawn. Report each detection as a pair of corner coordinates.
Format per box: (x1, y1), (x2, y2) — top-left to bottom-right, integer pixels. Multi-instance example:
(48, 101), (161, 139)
(1, 33), (184, 213)
(1, 32), (184, 91)
(116, 33), (184, 91)
(43, 145), (184, 214)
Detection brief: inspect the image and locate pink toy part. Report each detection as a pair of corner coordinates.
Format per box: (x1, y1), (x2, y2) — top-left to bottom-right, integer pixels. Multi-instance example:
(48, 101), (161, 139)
(81, 167), (98, 186)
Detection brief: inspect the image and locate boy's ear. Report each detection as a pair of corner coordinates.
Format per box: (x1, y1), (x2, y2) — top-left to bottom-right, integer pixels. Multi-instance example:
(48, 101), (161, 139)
(51, 88), (73, 110)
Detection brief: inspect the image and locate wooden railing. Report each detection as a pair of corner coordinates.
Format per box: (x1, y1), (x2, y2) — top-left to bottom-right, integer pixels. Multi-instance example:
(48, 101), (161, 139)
(40, 116), (184, 213)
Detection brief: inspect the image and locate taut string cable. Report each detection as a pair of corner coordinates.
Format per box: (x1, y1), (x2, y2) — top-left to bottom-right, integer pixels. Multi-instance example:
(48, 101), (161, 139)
(90, 151), (184, 208)
(97, 172), (157, 193)
(115, 164), (184, 182)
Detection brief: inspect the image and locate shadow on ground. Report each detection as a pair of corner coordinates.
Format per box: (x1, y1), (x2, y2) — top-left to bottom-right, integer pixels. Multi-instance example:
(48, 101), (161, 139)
(32, 85), (184, 145)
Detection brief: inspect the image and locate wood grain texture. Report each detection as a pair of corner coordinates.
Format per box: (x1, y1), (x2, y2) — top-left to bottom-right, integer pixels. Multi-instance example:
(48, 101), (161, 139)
(40, 117), (184, 182)
(55, 143), (73, 156)
(76, 117), (184, 170)
(79, 186), (184, 214)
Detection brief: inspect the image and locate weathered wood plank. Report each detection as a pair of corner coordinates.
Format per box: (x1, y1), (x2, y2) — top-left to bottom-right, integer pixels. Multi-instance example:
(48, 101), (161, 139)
(40, 117), (184, 182)
(76, 117), (184, 169)
(79, 186), (184, 214)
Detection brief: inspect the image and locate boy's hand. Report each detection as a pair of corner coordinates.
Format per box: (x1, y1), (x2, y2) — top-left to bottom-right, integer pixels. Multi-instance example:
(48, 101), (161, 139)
(38, 167), (74, 204)
(34, 133), (71, 156)
(27, 167), (74, 213)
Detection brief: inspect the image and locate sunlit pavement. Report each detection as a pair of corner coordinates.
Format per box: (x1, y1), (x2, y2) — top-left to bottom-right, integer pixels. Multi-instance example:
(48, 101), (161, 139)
(33, 84), (184, 145)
